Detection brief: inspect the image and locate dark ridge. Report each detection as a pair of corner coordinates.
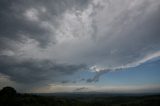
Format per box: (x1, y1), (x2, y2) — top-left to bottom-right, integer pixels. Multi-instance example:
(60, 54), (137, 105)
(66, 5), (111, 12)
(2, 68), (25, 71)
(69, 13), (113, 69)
(0, 86), (160, 106)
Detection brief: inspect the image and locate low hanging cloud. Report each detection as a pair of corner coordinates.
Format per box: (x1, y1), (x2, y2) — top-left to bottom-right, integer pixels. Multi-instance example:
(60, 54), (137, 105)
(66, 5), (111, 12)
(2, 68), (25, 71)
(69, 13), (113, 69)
(0, 56), (86, 84)
(74, 87), (89, 92)
(0, 0), (160, 91)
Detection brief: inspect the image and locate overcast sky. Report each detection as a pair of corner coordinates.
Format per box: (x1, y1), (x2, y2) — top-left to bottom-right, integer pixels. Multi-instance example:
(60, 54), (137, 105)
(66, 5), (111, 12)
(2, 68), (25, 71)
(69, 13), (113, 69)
(0, 0), (160, 93)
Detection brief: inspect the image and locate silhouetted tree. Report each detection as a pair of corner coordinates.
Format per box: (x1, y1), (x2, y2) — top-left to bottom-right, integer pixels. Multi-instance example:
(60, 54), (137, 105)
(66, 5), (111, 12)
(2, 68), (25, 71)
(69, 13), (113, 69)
(0, 86), (17, 96)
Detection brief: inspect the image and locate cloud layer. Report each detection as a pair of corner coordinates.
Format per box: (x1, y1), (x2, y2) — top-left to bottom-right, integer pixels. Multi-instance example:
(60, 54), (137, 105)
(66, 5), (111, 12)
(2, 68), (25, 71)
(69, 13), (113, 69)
(0, 0), (160, 91)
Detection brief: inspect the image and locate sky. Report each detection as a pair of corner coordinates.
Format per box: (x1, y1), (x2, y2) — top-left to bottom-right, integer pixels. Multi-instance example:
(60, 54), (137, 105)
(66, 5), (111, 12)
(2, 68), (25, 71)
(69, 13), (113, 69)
(0, 0), (160, 93)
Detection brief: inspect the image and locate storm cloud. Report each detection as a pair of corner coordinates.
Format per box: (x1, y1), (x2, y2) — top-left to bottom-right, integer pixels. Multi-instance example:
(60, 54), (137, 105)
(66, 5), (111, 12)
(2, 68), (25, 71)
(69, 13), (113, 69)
(0, 0), (160, 92)
(0, 56), (86, 84)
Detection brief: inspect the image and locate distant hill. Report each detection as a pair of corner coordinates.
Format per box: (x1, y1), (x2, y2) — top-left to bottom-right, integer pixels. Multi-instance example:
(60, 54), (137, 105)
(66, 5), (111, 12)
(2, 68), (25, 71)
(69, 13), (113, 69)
(0, 86), (160, 106)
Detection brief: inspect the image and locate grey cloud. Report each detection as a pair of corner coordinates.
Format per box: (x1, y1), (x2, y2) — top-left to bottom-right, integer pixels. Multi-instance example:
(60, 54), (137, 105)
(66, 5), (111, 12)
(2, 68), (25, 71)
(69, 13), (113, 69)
(0, 0), (50, 48)
(0, 0), (90, 49)
(61, 80), (69, 84)
(54, 0), (160, 68)
(60, 80), (77, 84)
(74, 87), (88, 92)
(77, 0), (160, 70)
(93, 1), (160, 66)
(86, 70), (110, 83)
(0, 56), (86, 84)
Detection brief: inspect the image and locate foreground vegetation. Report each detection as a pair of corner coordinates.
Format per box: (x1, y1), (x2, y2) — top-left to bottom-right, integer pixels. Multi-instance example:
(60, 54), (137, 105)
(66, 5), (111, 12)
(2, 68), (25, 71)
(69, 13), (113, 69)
(0, 87), (160, 106)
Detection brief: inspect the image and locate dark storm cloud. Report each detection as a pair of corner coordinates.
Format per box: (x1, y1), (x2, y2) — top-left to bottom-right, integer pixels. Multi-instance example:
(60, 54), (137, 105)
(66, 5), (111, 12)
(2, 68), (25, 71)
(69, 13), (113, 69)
(0, 0), (49, 48)
(0, 0), (89, 87)
(0, 56), (86, 84)
(0, 0), (90, 49)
